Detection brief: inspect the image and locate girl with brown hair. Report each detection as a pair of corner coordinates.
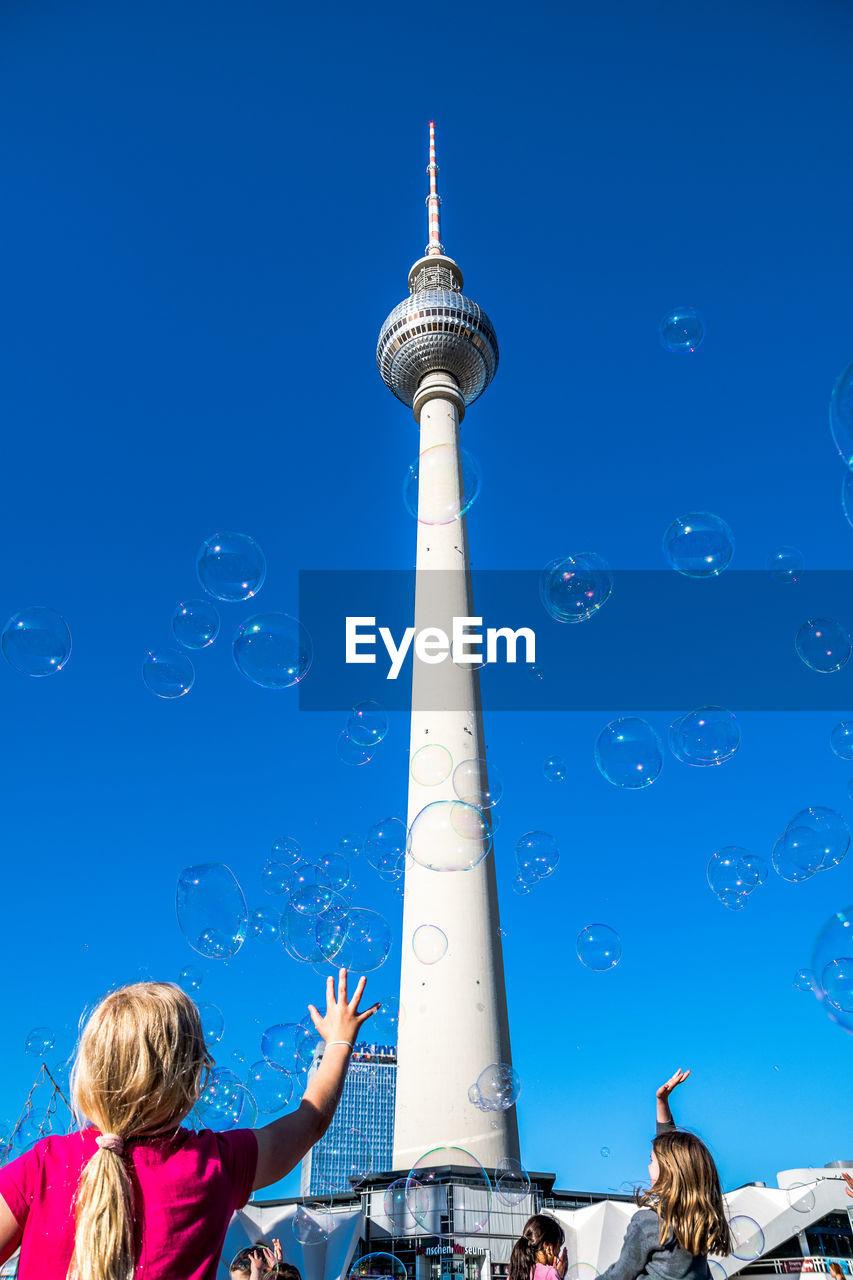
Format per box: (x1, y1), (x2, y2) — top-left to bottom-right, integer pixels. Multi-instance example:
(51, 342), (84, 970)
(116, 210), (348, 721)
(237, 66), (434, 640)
(508, 1214), (567, 1280)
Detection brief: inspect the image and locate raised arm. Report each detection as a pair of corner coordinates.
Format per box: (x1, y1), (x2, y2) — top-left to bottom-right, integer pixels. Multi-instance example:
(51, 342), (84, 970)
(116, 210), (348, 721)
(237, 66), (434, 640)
(252, 968), (379, 1189)
(655, 1068), (690, 1134)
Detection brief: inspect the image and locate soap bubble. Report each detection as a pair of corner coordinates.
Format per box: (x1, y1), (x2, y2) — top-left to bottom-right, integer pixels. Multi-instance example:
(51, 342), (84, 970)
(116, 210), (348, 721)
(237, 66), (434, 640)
(787, 1182), (816, 1213)
(233, 613), (312, 688)
(407, 801), (492, 871)
(24, 1027), (55, 1058)
(339, 833), (361, 857)
(707, 1264), (726, 1280)
(772, 829), (819, 883)
(347, 701), (388, 747)
(795, 618), (851, 673)
(728, 1216), (765, 1262)
(831, 722), (853, 760)
(404, 446), (481, 524)
(663, 513), (733, 577)
(318, 853), (350, 892)
(566, 1265), (600, 1280)
(348, 1254), (408, 1280)
(515, 831), (559, 882)
(176, 863), (247, 959)
(577, 924), (621, 971)
(292, 1201), (332, 1245)
(475, 1062), (521, 1111)
(171, 599), (220, 649)
(336, 731), (376, 766)
(371, 996), (401, 1043)
(659, 306), (704, 353)
(413, 923), (448, 965)
(319, 1125), (372, 1191)
(196, 531), (266, 602)
(793, 968), (816, 993)
(822, 958), (853, 1012)
(812, 907), (853, 1031)
(261, 1023), (315, 1073)
(539, 553), (613, 623)
(739, 852), (768, 886)
(271, 836), (302, 867)
(495, 1156), (530, 1205)
(707, 847), (759, 910)
(595, 717), (663, 788)
(2, 607), (72, 676)
(365, 818), (408, 877)
(512, 874), (530, 896)
(768, 547), (804, 583)
(453, 758), (502, 809)
(248, 906), (281, 941)
(335, 909), (392, 973)
(669, 707), (740, 766)
(410, 743), (453, 786)
(384, 1177), (420, 1232)
(142, 649), (195, 698)
(195, 1069), (256, 1130)
(788, 806), (849, 870)
(178, 965), (203, 991)
(282, 901), (348, 965)
(261, 860), (293, 897)
(196, 1002), (224, 1047)
(248, 1059), (293, 1114)
(406, 1147), (491, 1235)
(600, 1147), (611, 1157)
(830, 358), (853, 468)
(544, 755), (567, 781)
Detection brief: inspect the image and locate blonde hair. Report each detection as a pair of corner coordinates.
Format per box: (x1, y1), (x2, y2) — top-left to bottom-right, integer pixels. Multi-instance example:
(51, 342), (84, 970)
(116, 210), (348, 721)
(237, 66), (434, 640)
(639, 1130), (732, 1257)
(69, 982), (212, 1280)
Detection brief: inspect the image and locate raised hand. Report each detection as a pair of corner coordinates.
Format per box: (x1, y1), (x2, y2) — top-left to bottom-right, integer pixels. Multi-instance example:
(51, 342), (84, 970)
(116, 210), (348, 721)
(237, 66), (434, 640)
(656, 1068), (691, 1100)
(844, 1172), (853, 1199)
(273, 1237), (283, 1264)
(307, 968), (380, 1048)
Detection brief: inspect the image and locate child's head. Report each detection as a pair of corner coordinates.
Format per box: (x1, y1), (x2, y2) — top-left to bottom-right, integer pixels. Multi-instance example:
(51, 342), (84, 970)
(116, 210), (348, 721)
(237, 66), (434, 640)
(230, 1243), (273, 1278)
(509, 1214), (565, 1280)
(70, 981), (214, 1280)
(644, 1130), (731, 1257)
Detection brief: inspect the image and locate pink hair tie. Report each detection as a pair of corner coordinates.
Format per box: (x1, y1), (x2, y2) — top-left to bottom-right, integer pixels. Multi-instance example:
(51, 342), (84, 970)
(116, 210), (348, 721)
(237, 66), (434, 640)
(95, 1133), (125, 1155)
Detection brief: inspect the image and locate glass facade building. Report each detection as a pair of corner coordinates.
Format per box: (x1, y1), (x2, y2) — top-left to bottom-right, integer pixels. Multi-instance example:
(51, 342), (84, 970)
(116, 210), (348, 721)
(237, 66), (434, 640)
(301, 1042), (397, 1197)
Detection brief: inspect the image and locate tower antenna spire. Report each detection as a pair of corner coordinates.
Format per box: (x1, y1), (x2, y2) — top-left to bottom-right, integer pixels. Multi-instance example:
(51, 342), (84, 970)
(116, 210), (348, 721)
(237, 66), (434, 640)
(426, 120), (444, 256)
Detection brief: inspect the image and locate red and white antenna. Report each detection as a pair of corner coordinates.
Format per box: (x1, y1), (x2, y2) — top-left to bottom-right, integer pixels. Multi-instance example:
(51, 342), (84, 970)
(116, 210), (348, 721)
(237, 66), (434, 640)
(426, 120), (444, 256)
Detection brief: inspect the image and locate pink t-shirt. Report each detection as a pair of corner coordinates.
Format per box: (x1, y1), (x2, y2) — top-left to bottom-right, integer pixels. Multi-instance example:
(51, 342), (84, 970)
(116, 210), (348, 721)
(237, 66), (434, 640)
(533, 1266), (562, 1280)
(0, 1126), (258, 1280)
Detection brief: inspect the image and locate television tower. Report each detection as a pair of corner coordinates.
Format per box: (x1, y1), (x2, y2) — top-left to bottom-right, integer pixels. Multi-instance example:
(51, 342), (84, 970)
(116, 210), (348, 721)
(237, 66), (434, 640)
(376, 124), (519, 1170)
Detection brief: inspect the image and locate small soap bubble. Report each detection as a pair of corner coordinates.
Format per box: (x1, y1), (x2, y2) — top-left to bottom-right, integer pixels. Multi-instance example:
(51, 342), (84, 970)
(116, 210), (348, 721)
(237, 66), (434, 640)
(407, 801), (491, 871)
(231, 1049), (245, 1065)
(452, 758), (502, 809)
(663, 512), (733, 577)
(707, 847), (759, 911)
(233, 613), (312, 688)
(142, 649), (195, 698)
(515, 831), (559, 882)
(475, 1062), (521, 1111)
(787, 1182), (816, 1213)
(495, 1156), (530, 1205)
(794, 967), (815, 993)
(248, 1059), (294, 1114)
(365, 818), (407, 875)
(24, 1027), (55, 1058)
(728, 1216), (765, 1262)
(348, 1254), (407, 1280)
(335, 908), (392, 973)
(772, 829), (819, 883)
(669, 707), (740, 767)
(371, 996), (401, 1043)
(512, 874), (530, 896)
(178, 965), (203, 991)
(407, 1147), (491, 1235)
(195, 1067), (255, 1130)
(248, 906), (281, 941)
(831, 722), (853, 760)
(347, 701), (388, 747)
(318, 852), (350, 892)
(600, 1146), (611, 1157)
(292, 1201), (332, 1245)
(539, 553), (613, 623)
(384, 1177), (419, 1232)
(544, 755), (567, 781)
(271, 836), (302, 867)
(659, 306), (704, 353)
(176, 863), (248, 959)
(768, 547), (804, 583)
(196, 1002), (224, 1047)
(339, 833), (361, 857)
(739, 852), (768, 886)
(261, 860), (292, 897)
(577, 923), (621, 971)
(336, 731), (376, 766)
(404, 446), (481, 524)
(830, 357), (853, 469)
(595, 717), (663, 788)
(795, 618), (851, 673)
(412, 923), (448, 965)
(410, 743), (453, 786)
(171, 599), (220, 649)
(196, 531), (266, 602)
(2, 607), (72, 676)
(282, 900), (348, 966)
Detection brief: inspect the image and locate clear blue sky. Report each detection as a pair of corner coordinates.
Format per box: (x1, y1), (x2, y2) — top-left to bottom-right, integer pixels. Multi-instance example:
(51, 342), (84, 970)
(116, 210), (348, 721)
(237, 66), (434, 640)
(1, 0), (852, 1202)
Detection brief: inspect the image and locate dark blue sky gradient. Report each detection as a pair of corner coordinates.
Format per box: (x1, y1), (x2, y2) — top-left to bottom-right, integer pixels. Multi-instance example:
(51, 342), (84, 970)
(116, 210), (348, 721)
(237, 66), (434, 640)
(1, 0), (853, 1201)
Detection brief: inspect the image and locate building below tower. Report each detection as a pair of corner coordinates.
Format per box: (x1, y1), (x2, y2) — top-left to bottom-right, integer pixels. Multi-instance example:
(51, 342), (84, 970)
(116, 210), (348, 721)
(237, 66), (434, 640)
(300, 1042), (397, 1197)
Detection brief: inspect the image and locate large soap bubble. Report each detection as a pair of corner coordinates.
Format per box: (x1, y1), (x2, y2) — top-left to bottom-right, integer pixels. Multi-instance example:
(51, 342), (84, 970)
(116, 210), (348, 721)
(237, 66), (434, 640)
(410, 743), (452, 786)
(406, 1147), (491, 1235)
(248, 1059), (293, 1114)
(795, 619), (851, 673)
(196, 531), (266, 602)
(233, 613), (312, 688)
(772, 829), (819, 883)
(539, 553), (613, 623)
(788, 806), (849, 870)
(412, 924), (447, 965)
(669, 707), (740, 766)
(176, 863), (248, 959)
(452, 758), (502, 809)
(727, 1216), (765, 1262)
(282, 899), (348, 965)
(2, 607), (72, 676)
(495, 1156), (531, 1205)
(474, 1063), (521, 1111)
(335, 909), (392, 973)
(830, 357), (853, 468)
(261, 1023), (315, 1074)
(768, 547), (804, 583)
(348, 1254), (408, 1280)
(404, 446), (481, 524)
(292, 1199), (333, 1245)
(663, 513), (733, 577)
(195, 1069), (257, 1130)
(171, 599), (220, 650)
(659, 306), (704, 353)
(595, 718), (662, 789)
(407, 801), (492, 871)
(143, 649), (195, 698)
(577, 924), (621, 971)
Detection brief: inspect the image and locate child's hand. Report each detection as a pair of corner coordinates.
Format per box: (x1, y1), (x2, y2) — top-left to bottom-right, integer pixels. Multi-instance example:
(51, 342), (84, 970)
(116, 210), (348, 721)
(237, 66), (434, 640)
(249, 1247), (274, 1279)
(656, 1068), (690, 1100)
(273, 1237), (283, 1263)
(556, 1246), (568, 1278)
(844, 1172), (853, 1199)
(307, 968), (380, 1047)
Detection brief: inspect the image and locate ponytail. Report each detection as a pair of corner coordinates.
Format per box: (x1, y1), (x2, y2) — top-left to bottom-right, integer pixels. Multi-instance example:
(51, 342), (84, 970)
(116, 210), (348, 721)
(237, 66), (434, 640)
(509, 1215), (565, 1280)
(71, 1146), (135, 1280)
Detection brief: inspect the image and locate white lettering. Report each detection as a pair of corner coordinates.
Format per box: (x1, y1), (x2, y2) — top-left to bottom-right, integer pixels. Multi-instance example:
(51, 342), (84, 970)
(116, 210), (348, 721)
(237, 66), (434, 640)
(346, 619), (537, 676)
(486, 626), (536, 664)
(379, 625), (416, 680)
(346, 617), (376, 663)
(452, 616), (483, 663)
(415, 627), (450, 663)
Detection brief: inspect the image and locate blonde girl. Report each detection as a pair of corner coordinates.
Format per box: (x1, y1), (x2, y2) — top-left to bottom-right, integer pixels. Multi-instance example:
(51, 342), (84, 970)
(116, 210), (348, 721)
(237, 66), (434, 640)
(0, 969), (377, 1280)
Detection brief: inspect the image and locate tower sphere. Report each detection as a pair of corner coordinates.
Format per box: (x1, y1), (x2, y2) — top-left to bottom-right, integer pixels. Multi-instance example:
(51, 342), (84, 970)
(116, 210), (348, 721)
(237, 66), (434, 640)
(377, 254), (499, 409)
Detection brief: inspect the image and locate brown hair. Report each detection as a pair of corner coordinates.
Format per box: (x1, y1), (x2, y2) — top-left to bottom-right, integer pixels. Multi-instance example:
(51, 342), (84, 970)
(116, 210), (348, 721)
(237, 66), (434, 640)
(639, 1130), (731, 1257)
(70, 982), (213, 1280)
(509, 1215), (565, 1280)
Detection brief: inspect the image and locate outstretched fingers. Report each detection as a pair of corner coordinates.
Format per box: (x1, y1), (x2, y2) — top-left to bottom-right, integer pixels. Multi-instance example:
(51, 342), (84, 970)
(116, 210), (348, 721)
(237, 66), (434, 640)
(337, 966), (348, 1006)
(348, 974), (367, 1011)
